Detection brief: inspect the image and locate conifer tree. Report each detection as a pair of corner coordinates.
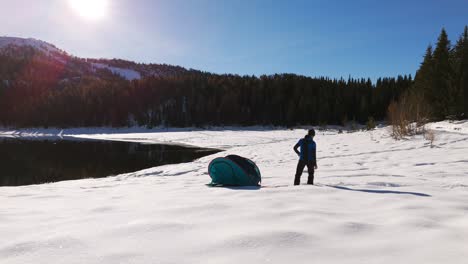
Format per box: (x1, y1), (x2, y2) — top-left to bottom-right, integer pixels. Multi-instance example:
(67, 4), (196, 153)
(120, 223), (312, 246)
(431, 28), (454, 118)
(451, 27), (464, 117)
(414, 46), (434, 90)
(457, 26), (468, 118)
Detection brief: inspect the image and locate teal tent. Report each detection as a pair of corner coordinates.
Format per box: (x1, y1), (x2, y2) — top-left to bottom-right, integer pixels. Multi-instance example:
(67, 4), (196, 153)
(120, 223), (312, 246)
(208, 155), (261, 186)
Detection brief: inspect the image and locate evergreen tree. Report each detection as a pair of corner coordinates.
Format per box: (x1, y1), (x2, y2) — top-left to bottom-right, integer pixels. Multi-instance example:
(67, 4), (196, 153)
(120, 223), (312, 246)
(431, 28), (454, 118)
(454, 26), (468, 118)
(413, 45), (434, 111)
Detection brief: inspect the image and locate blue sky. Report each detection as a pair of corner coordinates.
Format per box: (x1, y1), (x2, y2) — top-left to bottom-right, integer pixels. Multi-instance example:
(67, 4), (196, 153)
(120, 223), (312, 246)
(1, 0), (466, 80)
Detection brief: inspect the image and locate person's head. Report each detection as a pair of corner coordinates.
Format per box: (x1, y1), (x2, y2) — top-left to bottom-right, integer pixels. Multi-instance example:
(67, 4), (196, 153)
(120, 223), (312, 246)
(308, 129), (315, 138)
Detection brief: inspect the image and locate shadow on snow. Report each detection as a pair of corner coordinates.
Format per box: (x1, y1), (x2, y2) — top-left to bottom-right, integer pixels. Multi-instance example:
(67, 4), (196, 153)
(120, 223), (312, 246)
(326, 185), (431, 197)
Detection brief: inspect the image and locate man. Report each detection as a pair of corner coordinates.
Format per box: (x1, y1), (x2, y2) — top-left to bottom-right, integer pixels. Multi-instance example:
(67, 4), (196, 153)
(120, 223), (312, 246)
(293, 129), (318, 185)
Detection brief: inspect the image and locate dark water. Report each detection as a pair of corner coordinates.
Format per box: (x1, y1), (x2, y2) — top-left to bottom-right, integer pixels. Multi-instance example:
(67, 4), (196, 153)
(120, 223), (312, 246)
(0, 138), (220, 187)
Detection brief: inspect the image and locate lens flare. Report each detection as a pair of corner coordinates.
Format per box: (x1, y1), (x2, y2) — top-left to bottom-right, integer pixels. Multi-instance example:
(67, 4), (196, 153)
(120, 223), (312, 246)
(68, 0), (109, 21)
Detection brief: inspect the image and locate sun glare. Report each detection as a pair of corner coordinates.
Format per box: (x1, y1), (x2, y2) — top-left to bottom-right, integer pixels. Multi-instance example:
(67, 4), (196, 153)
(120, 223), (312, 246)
(68, 0), (109, 21)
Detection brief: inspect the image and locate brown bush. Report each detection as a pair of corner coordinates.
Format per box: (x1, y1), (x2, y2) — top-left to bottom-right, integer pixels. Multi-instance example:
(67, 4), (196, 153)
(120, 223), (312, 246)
(424, 129), (436, 148)
(388, 90), (430, 139)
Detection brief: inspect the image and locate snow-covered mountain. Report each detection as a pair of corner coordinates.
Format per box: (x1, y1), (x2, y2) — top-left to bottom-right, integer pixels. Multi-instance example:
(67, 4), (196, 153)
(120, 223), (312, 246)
(0, 37), (62, 55)
(0, 36), (189, 82)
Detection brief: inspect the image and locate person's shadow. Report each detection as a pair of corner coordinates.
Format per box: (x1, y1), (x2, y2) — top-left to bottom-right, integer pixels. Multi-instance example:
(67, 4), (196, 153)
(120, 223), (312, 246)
(326, 185), (431, 197)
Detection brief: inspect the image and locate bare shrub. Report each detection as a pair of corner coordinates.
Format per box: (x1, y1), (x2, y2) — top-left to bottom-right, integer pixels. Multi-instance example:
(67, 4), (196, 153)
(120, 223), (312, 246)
(350, 119), (358, 132)
(366, 117), (376, 131)
(388, 90), (430, 139)
(318, 122), (327, 131)
(424, 129), (436, 148)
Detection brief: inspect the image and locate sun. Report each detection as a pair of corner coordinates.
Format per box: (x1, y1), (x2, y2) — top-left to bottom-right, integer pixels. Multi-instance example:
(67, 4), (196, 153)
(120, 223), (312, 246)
(68, 0), (109, 21)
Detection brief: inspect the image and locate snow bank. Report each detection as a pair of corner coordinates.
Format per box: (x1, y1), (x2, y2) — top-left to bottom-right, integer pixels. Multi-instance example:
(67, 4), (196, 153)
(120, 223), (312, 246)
(1, 122), (468, 264)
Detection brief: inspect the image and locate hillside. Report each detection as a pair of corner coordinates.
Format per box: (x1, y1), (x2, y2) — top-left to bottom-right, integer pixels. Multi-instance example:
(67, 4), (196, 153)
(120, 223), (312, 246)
(0, 36), (189, 82)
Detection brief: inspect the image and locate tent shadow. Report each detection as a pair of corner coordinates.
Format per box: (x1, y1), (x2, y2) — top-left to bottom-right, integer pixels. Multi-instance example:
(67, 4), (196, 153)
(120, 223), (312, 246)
(226, 186), (262, 190)
(206, 184), (261, 190)
(326, 185), (431, 197)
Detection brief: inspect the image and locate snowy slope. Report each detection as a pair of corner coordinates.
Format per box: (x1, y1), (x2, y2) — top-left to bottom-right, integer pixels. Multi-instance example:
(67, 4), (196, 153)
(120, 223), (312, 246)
(0, 36), (187, 81)
(0, 37), (62, 55)
(0, 37), (141, 81)
(91, 63), (141, 81)
(0, 36), (141, 81)
(1, 122), (467, 264)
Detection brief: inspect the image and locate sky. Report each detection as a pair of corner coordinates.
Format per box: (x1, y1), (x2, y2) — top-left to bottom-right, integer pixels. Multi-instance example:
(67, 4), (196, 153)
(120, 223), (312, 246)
(0, 0), (467, 80)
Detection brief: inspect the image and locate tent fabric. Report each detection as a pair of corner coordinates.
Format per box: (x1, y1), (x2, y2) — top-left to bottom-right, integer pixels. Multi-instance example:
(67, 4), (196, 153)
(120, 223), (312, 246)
(208, 155), (261, 186)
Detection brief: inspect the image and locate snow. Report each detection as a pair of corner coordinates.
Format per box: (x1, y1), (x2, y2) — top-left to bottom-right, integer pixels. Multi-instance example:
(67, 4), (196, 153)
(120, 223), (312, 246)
(92, 63), (141, 81)
(0, 37), (61, 55)
(1, 121), (468, 264)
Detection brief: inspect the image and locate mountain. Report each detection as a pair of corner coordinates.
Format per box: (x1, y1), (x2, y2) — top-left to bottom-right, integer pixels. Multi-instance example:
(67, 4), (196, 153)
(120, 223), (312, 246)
(0, 37), (62, 55)
(0, 36), (190, 84)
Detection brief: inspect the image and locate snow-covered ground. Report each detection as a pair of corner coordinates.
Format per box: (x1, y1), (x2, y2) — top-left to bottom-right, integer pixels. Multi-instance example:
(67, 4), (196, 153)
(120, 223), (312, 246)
(1, 121), (467, 264)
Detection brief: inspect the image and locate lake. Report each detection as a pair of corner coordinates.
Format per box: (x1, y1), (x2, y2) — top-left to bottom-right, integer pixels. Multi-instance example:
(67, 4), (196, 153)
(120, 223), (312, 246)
(0, 138), (220, 186)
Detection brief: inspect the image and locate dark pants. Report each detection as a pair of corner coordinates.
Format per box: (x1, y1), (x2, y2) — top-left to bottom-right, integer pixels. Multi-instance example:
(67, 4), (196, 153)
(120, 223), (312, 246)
(294, 160), (315, 185)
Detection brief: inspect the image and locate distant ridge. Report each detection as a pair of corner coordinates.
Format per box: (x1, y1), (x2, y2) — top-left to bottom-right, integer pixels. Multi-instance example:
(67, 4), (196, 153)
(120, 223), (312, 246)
(0, 36), (189, 81)
(0, 36), (62, 54)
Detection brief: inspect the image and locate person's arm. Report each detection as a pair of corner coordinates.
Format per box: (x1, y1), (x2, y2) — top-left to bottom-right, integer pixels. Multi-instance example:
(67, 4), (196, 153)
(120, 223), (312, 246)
(293, 141), (301, 156)
(314, 144), (318, 169)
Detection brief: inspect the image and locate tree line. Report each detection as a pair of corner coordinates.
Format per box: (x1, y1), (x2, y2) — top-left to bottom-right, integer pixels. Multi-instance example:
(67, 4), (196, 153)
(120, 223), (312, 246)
(0, 69), (411, 127)
(393, 26), (467, 122)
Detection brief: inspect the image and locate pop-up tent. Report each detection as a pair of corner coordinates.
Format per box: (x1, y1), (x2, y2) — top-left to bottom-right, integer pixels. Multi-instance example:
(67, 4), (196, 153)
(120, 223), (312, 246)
(208, 155), (261, 186)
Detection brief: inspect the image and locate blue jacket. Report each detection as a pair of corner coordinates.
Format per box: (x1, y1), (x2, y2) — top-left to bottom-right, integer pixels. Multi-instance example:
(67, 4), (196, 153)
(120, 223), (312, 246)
(294, 136), (317, 163)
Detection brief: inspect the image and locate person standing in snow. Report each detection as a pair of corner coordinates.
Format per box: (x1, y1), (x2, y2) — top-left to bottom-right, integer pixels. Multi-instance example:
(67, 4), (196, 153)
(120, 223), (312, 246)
(293, 129), (318, 185)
